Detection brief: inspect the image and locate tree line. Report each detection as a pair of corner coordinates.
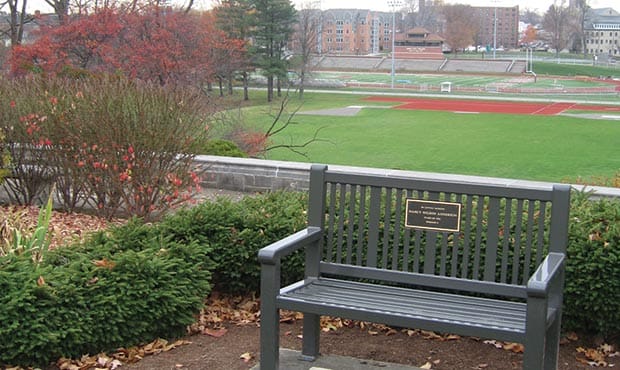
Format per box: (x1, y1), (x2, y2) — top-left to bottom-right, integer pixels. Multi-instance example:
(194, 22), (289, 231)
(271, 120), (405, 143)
(1, 0), (299, 102)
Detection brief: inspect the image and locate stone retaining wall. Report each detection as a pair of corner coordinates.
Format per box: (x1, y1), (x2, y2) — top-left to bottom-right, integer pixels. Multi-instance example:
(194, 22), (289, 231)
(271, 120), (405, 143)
(193, 156), (620, 199)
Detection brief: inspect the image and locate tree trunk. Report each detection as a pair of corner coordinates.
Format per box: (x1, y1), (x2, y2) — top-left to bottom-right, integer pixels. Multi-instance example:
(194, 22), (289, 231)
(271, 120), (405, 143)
(218, 77), (224, 97)
(243, 72), (249, 101)
(267, 76), (273, 102)
(299, 70), (305, 99)
(277, 76), (282, 97)
(227, 72), (233, 95)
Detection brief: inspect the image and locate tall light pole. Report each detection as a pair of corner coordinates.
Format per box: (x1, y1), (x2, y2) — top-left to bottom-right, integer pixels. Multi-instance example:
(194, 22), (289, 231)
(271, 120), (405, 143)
(388, 0), (401, 88)
(493, 6), (497, 59)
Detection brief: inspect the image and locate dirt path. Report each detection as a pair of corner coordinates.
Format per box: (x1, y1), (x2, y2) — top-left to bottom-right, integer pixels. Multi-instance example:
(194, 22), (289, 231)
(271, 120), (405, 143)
(122, 321), (612, 370)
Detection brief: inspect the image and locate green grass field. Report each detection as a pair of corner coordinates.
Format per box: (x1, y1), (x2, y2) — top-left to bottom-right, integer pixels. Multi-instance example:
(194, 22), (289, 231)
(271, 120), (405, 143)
(237, 92), (620, 183)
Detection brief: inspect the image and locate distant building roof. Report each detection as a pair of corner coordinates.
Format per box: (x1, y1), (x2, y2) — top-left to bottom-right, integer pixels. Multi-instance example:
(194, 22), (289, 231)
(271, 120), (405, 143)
(584, 7), (620, 29)
(395, 27), (444, 44)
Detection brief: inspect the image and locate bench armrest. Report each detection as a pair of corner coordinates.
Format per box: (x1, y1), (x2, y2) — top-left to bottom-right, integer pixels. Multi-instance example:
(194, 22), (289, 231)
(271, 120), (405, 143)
(258, 226), (322, 265)
(526, 252), (565, 298)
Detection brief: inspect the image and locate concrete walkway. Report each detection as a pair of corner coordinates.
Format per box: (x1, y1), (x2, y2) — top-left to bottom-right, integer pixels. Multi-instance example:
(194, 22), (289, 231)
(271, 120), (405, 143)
(251, 349), (422, 370)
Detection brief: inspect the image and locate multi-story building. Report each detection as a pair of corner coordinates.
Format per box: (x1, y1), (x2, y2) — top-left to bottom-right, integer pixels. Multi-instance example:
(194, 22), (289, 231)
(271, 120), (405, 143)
(473, 6), (520, 50)
(319, 9), (394, 55)
(584, 8), (620, 57)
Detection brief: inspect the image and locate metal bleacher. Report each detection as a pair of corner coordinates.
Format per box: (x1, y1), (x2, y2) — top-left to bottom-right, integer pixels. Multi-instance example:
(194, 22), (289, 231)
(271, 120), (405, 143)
(376, 58), (445, 72)
(313, 55), (528, 74)
(441, 59), (513, 73)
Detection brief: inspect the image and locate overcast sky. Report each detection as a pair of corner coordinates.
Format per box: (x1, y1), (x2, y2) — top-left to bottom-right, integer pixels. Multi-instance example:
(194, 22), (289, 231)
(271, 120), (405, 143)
(22, 0), (620, 15)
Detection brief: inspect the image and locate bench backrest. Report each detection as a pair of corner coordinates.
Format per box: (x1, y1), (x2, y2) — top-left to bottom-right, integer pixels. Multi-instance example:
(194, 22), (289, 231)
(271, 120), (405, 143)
(306, 165), (570, 298)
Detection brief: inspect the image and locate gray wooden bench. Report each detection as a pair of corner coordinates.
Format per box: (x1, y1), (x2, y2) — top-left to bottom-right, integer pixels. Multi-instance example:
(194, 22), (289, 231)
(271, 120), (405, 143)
(259, 165), (570, 370)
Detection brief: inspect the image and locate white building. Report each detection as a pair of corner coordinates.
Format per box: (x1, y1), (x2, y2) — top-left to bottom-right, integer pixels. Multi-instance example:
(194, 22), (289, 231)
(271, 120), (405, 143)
(584, 7), (620, 57)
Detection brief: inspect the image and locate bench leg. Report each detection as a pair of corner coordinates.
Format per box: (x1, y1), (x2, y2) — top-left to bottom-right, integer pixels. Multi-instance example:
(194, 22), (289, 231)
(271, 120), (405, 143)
(260, 265), (280, 370)
(543, 315), (561, 370)
(300, 313), (320, 361)
(523, 298), (546, 370)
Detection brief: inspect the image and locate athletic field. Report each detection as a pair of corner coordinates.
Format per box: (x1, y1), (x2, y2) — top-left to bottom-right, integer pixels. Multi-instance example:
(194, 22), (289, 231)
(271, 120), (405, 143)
(250, 92), (620, 183)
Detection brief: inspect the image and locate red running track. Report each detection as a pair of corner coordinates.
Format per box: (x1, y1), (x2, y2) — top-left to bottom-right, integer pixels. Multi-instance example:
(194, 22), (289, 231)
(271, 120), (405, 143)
(364, 96), (620, 115)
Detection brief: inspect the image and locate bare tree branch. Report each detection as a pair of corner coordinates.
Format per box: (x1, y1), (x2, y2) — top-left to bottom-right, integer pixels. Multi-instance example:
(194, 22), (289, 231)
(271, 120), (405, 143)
(266, 126), (332, 158)
(264, 92), (303, 138)
(2, 0), (33, 45)
(256, 89), (328, 158)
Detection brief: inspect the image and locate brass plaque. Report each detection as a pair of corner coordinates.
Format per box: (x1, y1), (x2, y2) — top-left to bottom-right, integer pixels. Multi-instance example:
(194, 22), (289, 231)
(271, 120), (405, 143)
(405, 199), (462, 232)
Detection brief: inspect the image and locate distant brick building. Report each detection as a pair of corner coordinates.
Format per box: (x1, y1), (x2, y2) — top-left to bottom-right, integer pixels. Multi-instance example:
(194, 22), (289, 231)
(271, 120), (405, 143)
(473, 6), (520, 50)
(318, 9), (393, 55)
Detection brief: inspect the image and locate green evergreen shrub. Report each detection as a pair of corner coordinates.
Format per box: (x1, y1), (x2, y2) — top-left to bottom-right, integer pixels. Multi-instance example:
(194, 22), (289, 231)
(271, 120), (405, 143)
(563, 191), (620, 337)
(0, 224), (213, 367)
(158, 191), (308, 294)
(190, 139), (247, 157)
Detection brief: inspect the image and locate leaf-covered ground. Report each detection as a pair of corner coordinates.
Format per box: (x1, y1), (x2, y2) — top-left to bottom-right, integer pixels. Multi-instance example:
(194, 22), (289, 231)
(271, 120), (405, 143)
(1, 204), (618, 370)
(0, 205), (123, 251)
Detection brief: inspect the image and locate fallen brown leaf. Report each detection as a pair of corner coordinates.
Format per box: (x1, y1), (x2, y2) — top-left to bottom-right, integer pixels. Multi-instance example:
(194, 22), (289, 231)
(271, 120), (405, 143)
(109, 359), (122, 370)
(421, 330), (442, 340)
(443, 334), (461, 341)
(92, 258), (115, 269)
(483, 340), (503, 349)
(565, 332), (579, 341)
(58, 360), (80, 370)
(503, 342), (524, 353)
(600, 343), (614, 355)
(240, 352), (253, 363)
(576, 346), (609, 367)
(204, 327), (228, 338)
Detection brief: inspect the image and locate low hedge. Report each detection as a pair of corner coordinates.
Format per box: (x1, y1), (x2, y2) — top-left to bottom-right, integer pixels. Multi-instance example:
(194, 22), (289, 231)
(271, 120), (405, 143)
(564, 191), (620, 337)
(0, 222), (213, 367)
(190, 139), (248, 157)
(157, 191), (308, 293)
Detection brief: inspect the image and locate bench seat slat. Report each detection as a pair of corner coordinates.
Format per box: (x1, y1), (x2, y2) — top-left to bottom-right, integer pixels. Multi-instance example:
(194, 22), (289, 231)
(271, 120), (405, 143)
(288, 288), (527, 326)
(303, 278), (528, 313)
(320, 262), (528, 298)
(278, 278), (533, 343)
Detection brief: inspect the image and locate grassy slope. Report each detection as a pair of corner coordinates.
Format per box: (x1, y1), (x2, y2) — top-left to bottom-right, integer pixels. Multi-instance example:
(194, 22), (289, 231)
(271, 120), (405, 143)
(241, 93), (620, 183)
